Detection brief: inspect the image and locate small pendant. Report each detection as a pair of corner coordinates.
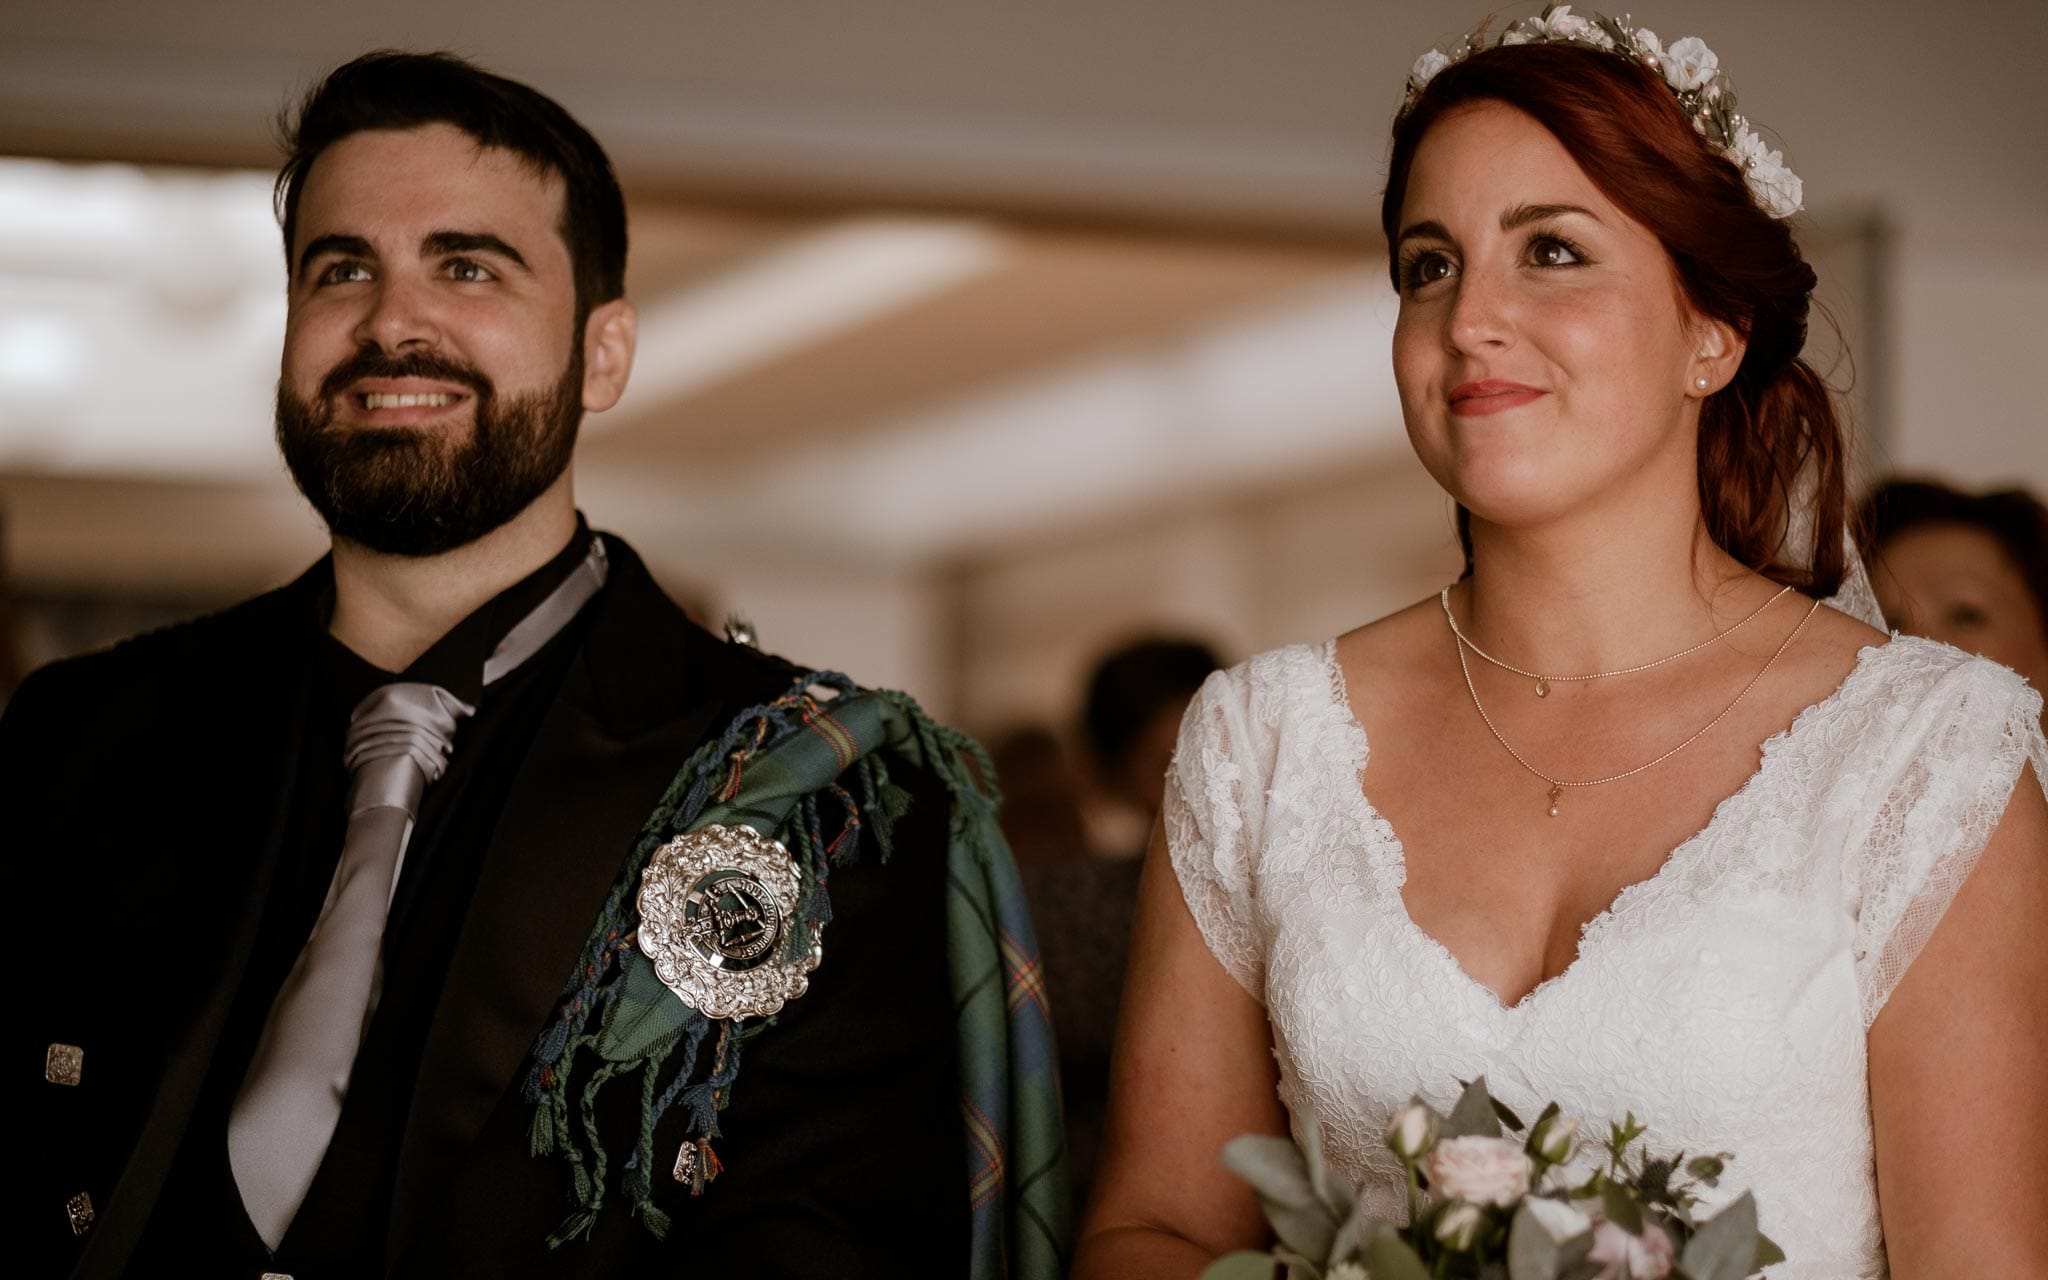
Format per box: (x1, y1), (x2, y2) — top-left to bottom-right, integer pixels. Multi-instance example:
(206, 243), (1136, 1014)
(1547, 784), (1562, 817)
(1534, 676), (1550, 698)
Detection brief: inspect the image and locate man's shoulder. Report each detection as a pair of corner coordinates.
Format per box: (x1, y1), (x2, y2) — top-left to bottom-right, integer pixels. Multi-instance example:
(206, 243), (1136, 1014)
(11, 578), (307, 715)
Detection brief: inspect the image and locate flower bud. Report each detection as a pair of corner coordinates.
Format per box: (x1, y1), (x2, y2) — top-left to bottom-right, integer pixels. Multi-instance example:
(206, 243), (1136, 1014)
(1387, 1102), (1439, 1162)
(1529, 1111), (1581, 1164)
(1435, 1201), (1485, 1250)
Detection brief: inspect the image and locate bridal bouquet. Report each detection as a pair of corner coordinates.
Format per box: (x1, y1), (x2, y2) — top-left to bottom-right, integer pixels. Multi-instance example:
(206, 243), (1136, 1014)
(1203, 1078), (1782, 1280)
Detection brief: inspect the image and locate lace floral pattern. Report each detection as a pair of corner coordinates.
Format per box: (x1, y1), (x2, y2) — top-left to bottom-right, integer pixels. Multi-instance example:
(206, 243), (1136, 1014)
(1163, 635), (2044, 1280)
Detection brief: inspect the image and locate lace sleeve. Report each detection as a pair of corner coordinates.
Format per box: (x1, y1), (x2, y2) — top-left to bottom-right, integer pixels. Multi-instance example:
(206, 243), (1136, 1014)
(1163, 666), (1271, 1001)
(1850, 656), (2047, 1026)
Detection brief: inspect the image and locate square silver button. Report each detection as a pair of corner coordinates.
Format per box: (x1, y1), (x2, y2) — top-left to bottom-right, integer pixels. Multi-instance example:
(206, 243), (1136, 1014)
(46, 1043), (83, 1087)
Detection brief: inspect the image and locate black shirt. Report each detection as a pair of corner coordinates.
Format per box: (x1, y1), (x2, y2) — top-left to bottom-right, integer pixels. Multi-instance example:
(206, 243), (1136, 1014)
(134, 526), (601, 1278)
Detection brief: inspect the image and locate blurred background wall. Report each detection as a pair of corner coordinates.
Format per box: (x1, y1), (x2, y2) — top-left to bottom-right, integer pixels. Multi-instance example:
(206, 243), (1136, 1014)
(3, 0), (2043, 729)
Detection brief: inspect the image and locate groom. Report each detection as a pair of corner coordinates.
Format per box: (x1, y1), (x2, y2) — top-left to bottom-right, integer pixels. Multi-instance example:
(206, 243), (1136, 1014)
(9, 52), (1018, 1279)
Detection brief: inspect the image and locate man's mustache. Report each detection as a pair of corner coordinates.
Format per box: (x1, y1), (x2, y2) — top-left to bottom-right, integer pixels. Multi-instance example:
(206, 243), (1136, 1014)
(316, 347), (493, 404)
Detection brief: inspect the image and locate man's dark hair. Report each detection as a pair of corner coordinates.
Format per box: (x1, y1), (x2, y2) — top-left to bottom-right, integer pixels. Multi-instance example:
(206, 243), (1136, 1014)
(275, 51), (627, 323)
(1082, 638), (1223, 766)
(1859, 477), (2048, 630)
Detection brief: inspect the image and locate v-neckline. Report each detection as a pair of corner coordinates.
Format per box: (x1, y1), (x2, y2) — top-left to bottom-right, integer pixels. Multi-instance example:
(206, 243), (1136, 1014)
(1319, 634), (1892, 1015)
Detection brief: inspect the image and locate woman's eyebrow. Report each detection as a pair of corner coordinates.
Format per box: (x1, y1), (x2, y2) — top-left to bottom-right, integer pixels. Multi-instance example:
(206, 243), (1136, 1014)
(1395, 218), (1451, 248)
(1500, 202), (1599, 230)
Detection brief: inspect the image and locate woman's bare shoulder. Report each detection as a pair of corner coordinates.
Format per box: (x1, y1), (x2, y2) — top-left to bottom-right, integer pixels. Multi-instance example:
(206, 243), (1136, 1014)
(1331, 592), (1459, 720)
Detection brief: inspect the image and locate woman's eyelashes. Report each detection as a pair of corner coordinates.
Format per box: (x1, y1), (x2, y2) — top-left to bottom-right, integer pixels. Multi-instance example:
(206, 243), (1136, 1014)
(1396, 228), (1595, 296)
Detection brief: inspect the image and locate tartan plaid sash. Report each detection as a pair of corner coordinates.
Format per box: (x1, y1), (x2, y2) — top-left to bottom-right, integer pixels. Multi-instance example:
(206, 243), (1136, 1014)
(522, 673), (1070, 1278)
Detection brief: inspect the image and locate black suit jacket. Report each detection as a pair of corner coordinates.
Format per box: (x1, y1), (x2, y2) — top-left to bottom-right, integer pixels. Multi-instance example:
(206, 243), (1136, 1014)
(12, 535), (965, 1278)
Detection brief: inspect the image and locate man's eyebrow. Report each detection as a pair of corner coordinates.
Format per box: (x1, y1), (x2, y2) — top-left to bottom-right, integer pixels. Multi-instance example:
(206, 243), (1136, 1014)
(297, 234), (372, 281)
(422, 230), (532, 273)
(1500, 202), (1599, 231)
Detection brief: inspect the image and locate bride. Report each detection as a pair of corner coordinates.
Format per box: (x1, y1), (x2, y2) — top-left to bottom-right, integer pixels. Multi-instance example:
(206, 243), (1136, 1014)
(1073, 10), (2047, 1279)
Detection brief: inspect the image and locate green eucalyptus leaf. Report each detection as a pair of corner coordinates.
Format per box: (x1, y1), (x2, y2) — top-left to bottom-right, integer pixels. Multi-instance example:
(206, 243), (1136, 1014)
(1365, 1231), (1433, 1280)
(1753, 1230), (1787, 1269)
(1262, 1198), (1339, 1264)
(1507, 1204), (1562, 1280)
(1222, 1135), (1318, 1208)
(1601, 1182), (1644, 1236)
(1492, 1096), (1527, 1132)
(1200, 1251), (1284, 1280)
(1446, 1077), (1504, 1138)
(1679, 1191), (1759, 1280)
(1273, 1247), (1326, 1280)
(1557, 1263), (1607, 1280)
(1686, 1155), (1726, 1187)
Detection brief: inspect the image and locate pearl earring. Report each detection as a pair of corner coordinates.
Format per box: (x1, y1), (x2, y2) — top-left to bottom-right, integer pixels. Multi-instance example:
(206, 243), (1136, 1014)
(1695, 376), (1710, 390)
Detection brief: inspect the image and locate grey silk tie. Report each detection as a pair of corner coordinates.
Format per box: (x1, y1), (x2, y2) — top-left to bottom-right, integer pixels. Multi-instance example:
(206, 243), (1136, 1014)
(227, 537), (608, 1249)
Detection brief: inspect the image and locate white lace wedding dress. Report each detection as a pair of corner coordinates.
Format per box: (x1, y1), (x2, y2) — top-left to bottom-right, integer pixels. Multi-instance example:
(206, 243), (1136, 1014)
(1165, 632), (2045, 1279)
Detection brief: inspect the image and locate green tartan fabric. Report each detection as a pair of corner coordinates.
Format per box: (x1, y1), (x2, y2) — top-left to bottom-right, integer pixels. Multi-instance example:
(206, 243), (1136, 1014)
(523, 676), (1070, 1278)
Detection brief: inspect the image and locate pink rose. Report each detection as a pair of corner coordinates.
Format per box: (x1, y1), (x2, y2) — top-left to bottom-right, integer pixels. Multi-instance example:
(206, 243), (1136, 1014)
(1588, 1218), (1676, 1279)
(1423, 1136), (1531, 1207)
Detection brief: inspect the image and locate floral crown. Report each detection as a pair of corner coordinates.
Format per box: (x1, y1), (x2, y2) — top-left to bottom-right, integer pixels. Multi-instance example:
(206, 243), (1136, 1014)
(1402, 4), (1803, 219)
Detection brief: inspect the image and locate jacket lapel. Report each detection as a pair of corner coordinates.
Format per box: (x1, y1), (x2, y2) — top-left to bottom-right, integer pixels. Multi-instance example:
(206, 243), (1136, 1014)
(388, 538), (730, 1255)
(74, 568), (326, 1280)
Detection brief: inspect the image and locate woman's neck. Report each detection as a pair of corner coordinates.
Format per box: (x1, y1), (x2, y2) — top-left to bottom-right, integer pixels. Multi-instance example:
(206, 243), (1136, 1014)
(1458, 499), (1770, 676)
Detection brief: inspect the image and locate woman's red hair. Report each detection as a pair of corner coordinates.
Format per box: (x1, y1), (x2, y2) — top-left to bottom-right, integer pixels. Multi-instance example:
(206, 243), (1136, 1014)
(1382, 42), (1850, 595)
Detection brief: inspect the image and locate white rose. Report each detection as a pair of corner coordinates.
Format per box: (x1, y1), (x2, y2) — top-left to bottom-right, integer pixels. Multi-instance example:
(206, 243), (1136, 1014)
(1388, 1102), (1440, 1160)
(1658, 35), (1719, 90)
(1524, 1195), (1593, 1241)
(1588, 1218), (1677, 1279)
(1633, 28), (1663, 58)
(1411, 48), (1452, 89)
(1423, 1136), (1532, 1208)
(1746, 162), (1804, 218)
(1435, 1201), (1485, 1250)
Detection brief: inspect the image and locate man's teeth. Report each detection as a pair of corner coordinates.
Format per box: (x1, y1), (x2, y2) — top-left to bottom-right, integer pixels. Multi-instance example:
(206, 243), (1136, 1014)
(363, 392), (459, 409)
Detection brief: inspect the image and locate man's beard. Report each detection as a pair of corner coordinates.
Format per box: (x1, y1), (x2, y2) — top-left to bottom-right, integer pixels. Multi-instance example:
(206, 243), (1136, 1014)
(276, 343), (583, 557)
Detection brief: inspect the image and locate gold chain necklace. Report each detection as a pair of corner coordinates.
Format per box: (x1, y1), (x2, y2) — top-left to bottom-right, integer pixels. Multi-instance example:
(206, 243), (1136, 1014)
(1438, 584), (1793, 697)
(1451, 597), (1821, 816)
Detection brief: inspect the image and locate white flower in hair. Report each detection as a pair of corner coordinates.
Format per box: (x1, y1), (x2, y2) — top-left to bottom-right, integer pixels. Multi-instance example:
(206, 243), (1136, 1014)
(1411, 48), (1453, 90)
(1542, 4), (1593, 41)
(1502, 28), (1535, 46)
(1746, 157), (1804, 218)
(1728, 125), (1802, 217)
(1634, 28), (1663, 58)
(1659, 35), (1719, 90)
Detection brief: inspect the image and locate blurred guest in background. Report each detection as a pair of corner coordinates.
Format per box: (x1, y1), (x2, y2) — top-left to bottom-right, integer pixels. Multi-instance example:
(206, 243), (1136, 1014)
(1861, 477), (2048, 708)
(1020, 635), (1221, 1219)
(994, 724), (1093, 868)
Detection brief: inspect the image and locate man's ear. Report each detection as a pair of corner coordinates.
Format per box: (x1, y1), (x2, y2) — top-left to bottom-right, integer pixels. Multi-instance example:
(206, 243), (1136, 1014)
(580, 297), (637, 413)
(1687, 314), (1747, 398)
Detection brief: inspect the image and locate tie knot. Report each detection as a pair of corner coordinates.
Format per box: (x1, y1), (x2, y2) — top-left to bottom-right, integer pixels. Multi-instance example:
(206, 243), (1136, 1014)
(344, 682), (474, 816)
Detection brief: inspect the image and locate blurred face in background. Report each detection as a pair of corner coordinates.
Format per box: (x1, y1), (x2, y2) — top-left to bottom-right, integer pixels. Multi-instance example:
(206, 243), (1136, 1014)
(1872, 522), (2048, 697)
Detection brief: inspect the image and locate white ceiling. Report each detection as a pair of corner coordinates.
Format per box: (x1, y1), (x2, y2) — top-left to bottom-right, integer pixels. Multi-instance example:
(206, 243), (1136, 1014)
(1, 0), (2040, 589)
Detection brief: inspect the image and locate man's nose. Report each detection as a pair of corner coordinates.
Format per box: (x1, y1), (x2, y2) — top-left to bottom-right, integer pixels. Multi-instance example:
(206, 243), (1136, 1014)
(352, 274), (442, 352)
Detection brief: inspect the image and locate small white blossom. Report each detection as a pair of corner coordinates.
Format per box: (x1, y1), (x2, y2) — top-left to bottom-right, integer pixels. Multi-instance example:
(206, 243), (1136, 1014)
(1633, 28), (1663, 58)
(1746, 162), (1804, 218)
(1328, 1262), (1370, 1280)
(1658, 35), (1719, 90)
(1543, 5), (1593, 41)
(1435, 1201), (1485, 1250)
(1502, 27), (1535, 45)
(1411, 48), (1452, 90)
